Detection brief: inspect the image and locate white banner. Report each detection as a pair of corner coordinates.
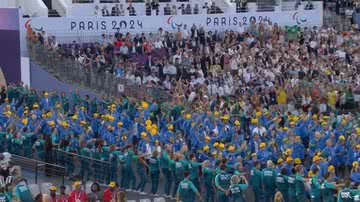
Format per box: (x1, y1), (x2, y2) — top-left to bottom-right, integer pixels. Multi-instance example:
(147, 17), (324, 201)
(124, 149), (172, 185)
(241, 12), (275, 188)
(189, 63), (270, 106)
(20, 10), (323, 37)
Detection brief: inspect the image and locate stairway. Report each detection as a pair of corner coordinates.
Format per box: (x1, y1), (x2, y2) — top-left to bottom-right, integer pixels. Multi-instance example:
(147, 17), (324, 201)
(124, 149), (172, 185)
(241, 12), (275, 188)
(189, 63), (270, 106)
(48, 9), (61, 17)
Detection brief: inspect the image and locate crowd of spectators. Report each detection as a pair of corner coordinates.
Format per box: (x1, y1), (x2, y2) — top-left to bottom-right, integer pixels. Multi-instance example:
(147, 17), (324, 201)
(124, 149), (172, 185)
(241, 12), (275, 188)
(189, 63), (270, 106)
(28, 19), (360, 111)
(93, 1), (223, 16)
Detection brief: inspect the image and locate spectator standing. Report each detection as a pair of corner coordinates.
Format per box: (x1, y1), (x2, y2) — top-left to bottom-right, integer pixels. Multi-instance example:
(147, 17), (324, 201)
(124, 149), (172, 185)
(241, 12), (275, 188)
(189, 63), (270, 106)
(171, 5), (177, 15)
(164, 3), (171, 15)
(111, 4), (120, 16)
(185, 4), (192, 15)
(119, 4), (125, 16)
(193, 3), (199, 14)
(69, 181), (87, 202)
(146, 0), (152, 16)
(128, 3), (136, 16)
(102, 5), (110, 16)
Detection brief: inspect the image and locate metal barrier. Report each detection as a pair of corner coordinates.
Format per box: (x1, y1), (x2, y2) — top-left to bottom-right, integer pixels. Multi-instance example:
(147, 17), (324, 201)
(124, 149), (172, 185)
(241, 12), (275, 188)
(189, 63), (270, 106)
(52, 149), (112, 184)
(27, 40), (173, 102)
(10, 154), (66, 185)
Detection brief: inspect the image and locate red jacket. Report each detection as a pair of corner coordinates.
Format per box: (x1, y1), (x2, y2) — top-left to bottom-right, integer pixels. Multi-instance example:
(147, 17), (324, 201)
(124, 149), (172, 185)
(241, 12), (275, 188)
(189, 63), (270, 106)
(68, 191), (87, 202)
(103, 188), (116, 202)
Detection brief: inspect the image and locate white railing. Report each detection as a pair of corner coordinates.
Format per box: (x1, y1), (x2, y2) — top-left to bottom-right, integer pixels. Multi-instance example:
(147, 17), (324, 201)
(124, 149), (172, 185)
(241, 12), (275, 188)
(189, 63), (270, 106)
(52, 0), (69, 16)
(19, 0), (48, 17)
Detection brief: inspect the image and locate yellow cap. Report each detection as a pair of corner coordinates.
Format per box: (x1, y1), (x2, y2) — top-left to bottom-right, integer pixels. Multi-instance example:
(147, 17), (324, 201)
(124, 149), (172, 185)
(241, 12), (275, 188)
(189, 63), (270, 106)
(251, 118), (258, 124)
(308, 171), (314, 178)
(218, 143), (225, 150)
(21, 118), (28, 125)
(328, 165), (335, 172)
(294, 158), (301, 165)
(251, 153), (257, 157)
(313, 156), (321, 162)
(213, 142), (219, 148)
(168, 124), (174, 130)
(203, 145), (209, 151)
(185, 114), (191, 119)
(150, 128), (157, 136)
(234, 120), (240, 126)
(145, 119), (152, 126)
(277, 158), (284, 164)
(356, 144), (360, 150)
(93, 113), (99, 118)
(286, 157), (293, 162)
(44, 92), (49, 96)
(312, 114), (318, 119)
(146, 125), (152, 131)
(117, 122), (123, 127)
(295, 136), (301, 141)
(107, 125), (113, 130)
(353, 161), (359, 167)
(108, 181), (116, 188)
(111, 103), (116, 108)
(151, 124), (157, 129)
(356, 128), (360, 134)
(46, 112), (52, 117)
(204, 136), (211, 141)
(141, 132), (147, 138)
(73, 181), (81, 187)
(259, 143), (266, 148)
(122, 135), (127, 140)
(290, 122), (295, 125)
(228, 146), (235, 152)
(283, 127), (289, 131)
(286, 148), (292, 154)
(214, 111), (219, 116)
(212, 151), (217, 157)
(72, 114), (78, 120)
(321, 121), (328, 126)
(80, 120), (86, 125)
(142, 101), (149, 109)
(49, 186), (57, 191)
(107, 115), (115, 122)
(33, 103), (39, 108)
(48, 120), (55, 126)
(256, 112), (262, 117)
(221, 115), (229, 120)
(339, 135), (345, 141)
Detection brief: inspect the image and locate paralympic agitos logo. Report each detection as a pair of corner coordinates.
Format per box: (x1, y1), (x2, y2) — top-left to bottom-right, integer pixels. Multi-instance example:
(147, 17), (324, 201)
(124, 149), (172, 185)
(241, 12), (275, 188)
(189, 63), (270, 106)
(167, 16), (185, 30)
(293, 12), (307, 25)
(24, 19), (44, 32)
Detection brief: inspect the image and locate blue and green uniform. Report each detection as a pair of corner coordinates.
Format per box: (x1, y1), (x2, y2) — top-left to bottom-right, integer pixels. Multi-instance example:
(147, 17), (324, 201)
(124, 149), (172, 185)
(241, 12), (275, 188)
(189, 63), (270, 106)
(295, 173), (306, 201)
(22, 133), (34, 158)
(189, 161), (202, 191)
(135, 156), (147, 192)
(160, 150), (172, 195)
(80, 147), (91, 181)
(310, 175), (321, 202)
(0, 192), (11, 202)
(262, 167), (276, 202)
(34, 139), (45, 161)
(177, 178), (199, 202)
(122, 149), (137, 189)
(215, 171), (231, 202)
(250, 167), (263, 202)
(287, 174), (296, 202)
(148, 156), (160, 194)
(229, 183), (248, 202)
(337, 187), (355, 202)
(15, 184), (34, 202)
(276, 173), (288, 202)
(322, 180), (336, 202)
(203, 167), (214, 202)
(109, 150), (121, 182)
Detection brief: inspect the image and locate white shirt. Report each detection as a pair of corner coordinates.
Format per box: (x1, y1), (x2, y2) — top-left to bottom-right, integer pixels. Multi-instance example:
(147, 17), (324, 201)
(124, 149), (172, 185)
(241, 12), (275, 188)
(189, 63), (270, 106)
(252, 126), (267, 137)
(154, 41), (163, 49)
(163, 65), (177, 75)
